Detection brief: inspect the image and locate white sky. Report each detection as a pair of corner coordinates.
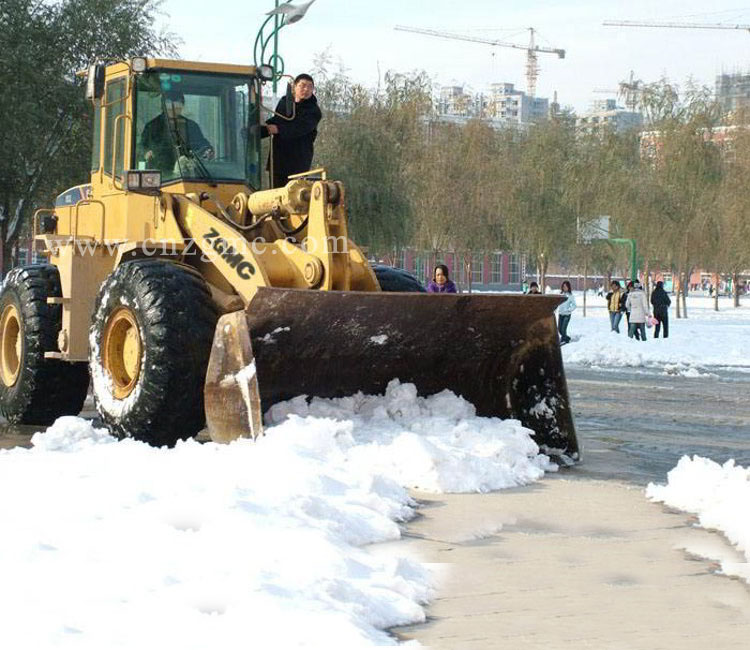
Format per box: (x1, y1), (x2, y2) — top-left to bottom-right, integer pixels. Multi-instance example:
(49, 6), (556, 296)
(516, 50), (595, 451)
(157, 1), (750, 112)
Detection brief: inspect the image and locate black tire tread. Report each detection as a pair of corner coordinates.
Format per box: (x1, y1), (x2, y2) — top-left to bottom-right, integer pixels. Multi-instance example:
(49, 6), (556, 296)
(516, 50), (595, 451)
(0, 264), (89, 425)
(90, 260), (218, 447)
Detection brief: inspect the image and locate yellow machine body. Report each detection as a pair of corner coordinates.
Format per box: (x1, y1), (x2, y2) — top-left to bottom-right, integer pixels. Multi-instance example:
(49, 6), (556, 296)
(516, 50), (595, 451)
(14, 57), (578, 461)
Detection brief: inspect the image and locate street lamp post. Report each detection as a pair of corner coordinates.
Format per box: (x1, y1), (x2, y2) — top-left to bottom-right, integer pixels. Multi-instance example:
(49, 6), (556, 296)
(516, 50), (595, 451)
(609, 238), (638, 282)
(253, 1), (317, 94)
(577, 217), (638, 282)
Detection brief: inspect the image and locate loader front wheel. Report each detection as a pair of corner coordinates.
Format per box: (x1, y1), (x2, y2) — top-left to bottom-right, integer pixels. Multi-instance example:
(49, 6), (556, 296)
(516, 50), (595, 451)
(0, 265), (89, 424)
(90, 261), (218, 447)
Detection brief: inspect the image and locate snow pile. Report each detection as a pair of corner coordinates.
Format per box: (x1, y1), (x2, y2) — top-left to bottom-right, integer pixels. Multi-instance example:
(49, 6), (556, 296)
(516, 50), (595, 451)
(647, 456), (750, 582)
(30, 416), (117, 451)
(560, 294), (750, 374)
(266, 379), (556, 493)
(0, 381), (552, 649)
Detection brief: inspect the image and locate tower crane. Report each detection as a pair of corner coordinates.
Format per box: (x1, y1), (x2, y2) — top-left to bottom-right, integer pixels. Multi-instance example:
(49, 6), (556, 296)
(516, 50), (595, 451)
(394, 25), (565, 97)
(603, 20), (750, 32)
(592, 71), (643, 112)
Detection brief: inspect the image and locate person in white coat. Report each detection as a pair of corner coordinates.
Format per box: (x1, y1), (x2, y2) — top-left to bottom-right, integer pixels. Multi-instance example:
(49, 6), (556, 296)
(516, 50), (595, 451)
(625, 281), (649, 341)
(557, 280), (577, 345)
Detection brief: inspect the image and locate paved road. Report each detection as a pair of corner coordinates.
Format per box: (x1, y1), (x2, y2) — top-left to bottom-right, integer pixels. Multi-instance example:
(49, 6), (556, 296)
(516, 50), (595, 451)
(567, 366), (750, 485)
(394, 365), (750, 648)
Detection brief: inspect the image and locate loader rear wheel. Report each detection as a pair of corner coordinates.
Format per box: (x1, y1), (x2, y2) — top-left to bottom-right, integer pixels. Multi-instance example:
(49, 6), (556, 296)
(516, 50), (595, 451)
(0, 265), (89, 424)
(90, 260), (218, 447)
(372, 265), (426, 293)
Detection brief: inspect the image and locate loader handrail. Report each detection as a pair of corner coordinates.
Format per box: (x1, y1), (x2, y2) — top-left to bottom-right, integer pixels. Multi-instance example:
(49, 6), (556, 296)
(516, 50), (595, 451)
(32, 209), (56, 238)
(110, 113), (132, 190)
(97, 70), (133, 185)
(72, 199), (106, 242)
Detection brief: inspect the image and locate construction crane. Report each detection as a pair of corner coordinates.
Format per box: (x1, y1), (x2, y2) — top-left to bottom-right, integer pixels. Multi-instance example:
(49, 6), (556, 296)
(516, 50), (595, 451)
(593, 71), (643, 112)
(603, 20), (750, 32)
(394, 25), (565, 97)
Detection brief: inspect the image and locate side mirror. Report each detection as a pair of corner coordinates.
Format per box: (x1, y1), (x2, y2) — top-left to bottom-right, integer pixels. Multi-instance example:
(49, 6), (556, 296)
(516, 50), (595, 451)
(85, 64), (105, 100)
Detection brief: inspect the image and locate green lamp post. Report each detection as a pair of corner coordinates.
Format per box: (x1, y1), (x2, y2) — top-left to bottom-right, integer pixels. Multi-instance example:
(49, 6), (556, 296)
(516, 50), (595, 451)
(253, 1), (317, 94)
(609, 238), (638, 282)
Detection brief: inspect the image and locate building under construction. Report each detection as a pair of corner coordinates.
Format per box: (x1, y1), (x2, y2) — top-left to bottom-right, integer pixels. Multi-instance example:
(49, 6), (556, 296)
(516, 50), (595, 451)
(715, 72), (750, 115)
(437, 82), (551, 127)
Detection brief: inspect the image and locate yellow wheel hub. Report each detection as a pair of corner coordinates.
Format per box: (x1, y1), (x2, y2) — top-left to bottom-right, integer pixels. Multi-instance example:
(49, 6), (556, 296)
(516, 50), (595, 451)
(0, 305), (22, 387)
(102, 307), (142, 399)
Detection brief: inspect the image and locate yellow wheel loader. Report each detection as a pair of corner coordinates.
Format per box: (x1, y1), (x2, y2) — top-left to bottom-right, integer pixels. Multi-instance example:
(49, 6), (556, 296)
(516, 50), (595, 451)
(0, 58), (579, 460)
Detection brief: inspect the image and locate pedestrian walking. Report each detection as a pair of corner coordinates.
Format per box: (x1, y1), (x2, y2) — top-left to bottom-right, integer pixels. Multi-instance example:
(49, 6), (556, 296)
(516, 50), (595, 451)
(624, 281), (642, 340)
(557, 281), (576, 345)
(605, 280), (626, 333)
(625, 281), (649, 341)
(650, 280), (671, 338)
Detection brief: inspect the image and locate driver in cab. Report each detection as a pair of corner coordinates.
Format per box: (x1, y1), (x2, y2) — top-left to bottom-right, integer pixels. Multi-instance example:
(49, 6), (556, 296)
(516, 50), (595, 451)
(141, 89), (214, 173)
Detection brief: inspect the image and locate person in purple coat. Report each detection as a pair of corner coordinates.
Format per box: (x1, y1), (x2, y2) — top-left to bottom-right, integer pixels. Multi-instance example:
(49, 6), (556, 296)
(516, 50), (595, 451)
(426, 264), (457, 293)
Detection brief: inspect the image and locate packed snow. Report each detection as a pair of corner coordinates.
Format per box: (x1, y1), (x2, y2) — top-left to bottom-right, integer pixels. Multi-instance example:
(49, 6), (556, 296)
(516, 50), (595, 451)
(647, 456), (750, 584)
(559, 292), (750, 376)
(0, 380), (554, 649)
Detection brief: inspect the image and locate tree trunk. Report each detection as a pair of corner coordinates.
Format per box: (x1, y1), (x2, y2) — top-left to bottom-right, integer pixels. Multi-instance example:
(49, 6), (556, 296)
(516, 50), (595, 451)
(0, 217), (12, 274)
(675, 266), (682, 318)
(713, 272), (720, 312)
(465, 254), (472, 294)
(538, 255), (548, 294)
(681, 267), (690, 319)
(582, 257), (588, 317)
(733, 271), (741, 308)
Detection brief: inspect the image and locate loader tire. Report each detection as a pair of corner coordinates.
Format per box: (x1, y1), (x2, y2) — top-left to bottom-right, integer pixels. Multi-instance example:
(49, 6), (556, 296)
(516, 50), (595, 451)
(0, 265), (89, 424)
(372, 265), (426, 292)
(89, 260), (218, 447)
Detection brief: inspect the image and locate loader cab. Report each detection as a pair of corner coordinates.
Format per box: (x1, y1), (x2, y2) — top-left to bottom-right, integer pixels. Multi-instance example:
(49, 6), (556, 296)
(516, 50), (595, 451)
(132, 68), (262, 188)
(90, 59), (264, 195)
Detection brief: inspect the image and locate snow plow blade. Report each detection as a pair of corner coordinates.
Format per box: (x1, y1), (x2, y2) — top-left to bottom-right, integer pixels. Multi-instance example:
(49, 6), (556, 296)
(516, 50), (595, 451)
(205, 288), (578, 461)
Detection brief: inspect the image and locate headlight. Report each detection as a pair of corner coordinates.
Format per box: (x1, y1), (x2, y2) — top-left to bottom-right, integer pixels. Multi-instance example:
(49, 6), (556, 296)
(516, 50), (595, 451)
(141, 171), (161, 189)
(257, 64), (274, 81)
(131, 57), (147, 73)
(124, 169), (161, 194)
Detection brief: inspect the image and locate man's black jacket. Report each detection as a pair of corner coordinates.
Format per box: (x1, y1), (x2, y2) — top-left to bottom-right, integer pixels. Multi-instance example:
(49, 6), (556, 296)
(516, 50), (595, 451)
(261, 94), (322, 187)
(650, 286), (672, 312)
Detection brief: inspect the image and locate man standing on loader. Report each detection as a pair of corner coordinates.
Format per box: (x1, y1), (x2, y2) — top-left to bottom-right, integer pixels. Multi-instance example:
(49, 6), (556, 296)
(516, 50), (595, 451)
(261, 73), (322, 187)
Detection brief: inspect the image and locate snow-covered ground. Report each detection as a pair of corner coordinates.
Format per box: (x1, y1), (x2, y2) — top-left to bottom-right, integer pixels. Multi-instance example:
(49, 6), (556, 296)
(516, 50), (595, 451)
(561, 292), (750, 376)
(0, 381), (554, 649)
(2, 293), (748, 648)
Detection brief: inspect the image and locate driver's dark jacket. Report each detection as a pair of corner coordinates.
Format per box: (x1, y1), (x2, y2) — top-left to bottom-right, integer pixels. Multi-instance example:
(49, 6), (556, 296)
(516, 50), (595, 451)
(141, 114), (212, 171)
(261, 95), (322, 188)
